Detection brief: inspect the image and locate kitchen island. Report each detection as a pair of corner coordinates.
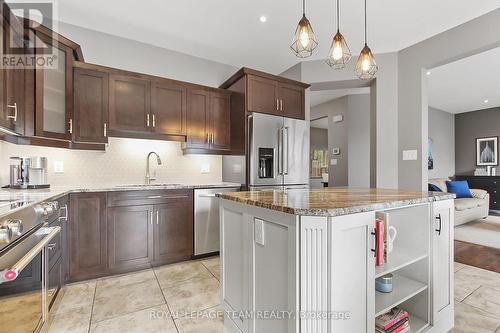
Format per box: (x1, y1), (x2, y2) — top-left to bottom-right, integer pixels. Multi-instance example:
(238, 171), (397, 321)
(217, 188), (455, 333)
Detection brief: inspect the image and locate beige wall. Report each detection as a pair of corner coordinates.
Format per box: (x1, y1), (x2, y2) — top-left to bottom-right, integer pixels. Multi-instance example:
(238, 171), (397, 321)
(1, 138), (222, 187)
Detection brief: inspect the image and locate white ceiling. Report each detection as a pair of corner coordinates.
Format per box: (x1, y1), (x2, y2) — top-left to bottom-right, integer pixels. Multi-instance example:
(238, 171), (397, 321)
(310, 88), (370, 107)
(54, 0), (500, 73)
(428, 47), (500, 114)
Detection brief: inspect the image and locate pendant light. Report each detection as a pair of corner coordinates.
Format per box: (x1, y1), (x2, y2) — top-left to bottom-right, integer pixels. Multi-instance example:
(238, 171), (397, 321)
(326, 0), (351, 69)
(355, 0), (378, 79)
(290, 0), (318, 58)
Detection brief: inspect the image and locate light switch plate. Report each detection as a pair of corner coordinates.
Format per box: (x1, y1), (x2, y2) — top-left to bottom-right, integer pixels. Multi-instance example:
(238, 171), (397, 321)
(201, 163), (210, 173)
(254, 218), (265, 246)
(54, 161), (64, 173)
(402, 150), (418, 161)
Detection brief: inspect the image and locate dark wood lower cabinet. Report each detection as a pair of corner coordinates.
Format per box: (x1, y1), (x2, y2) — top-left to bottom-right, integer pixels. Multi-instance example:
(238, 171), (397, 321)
(67, 190), (194, 282)
(154, 200), (194, 265)
(69, 192), (107, 282)
(108, 205), (154, 271)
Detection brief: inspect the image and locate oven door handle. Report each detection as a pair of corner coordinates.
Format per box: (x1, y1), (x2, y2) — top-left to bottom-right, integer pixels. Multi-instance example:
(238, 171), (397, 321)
(0, 226), (60, 283)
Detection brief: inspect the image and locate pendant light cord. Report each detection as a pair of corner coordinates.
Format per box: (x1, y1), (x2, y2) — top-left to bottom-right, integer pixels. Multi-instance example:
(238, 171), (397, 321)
(303, 0), (306, 15)
(364, 0), (367, 45)
(336, 0), (340, 31)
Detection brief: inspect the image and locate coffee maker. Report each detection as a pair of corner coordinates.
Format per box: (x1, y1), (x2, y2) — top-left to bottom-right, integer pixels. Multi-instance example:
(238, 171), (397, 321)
(9, 157), (50, 189)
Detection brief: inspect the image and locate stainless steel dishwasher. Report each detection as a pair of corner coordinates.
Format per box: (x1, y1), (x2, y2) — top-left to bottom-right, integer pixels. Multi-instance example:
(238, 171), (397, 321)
(194, 187), (239, 256)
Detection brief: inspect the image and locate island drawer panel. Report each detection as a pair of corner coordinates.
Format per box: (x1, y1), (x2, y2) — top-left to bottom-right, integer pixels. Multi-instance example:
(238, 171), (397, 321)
(107, 189), (192, 207)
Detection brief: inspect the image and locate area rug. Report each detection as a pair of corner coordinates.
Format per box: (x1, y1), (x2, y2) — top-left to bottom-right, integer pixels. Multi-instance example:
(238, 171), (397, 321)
(454, 215), (500, 249)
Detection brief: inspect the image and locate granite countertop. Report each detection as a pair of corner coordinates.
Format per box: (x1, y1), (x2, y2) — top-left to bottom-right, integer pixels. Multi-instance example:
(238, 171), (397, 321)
(0, 182), (241, 218)
(217, 188), (455, 217)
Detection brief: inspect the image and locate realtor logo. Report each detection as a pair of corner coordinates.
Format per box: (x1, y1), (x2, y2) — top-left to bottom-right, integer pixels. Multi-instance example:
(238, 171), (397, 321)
(2, 1), (57, 69)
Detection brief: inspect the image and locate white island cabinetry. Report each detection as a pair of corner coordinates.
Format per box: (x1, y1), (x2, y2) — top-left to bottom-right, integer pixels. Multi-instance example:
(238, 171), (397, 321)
(219, 189), (454, 333)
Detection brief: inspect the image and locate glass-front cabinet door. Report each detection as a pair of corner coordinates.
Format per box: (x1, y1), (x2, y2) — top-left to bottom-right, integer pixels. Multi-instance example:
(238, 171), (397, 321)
(35, 31), (73, 140)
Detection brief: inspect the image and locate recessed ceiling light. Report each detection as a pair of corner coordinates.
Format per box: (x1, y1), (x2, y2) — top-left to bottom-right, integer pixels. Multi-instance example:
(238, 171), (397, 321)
(259, 15), (267, 23)
(426, 71), (431, 76)
(484, 99), (489, 104)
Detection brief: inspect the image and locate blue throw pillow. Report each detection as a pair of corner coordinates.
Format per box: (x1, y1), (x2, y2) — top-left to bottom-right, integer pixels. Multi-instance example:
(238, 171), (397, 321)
(428, 184), (442, 192)
(446, 180), (472, 198)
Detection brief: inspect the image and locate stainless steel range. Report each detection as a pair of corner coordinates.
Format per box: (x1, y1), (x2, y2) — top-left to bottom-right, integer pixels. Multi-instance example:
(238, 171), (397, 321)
(0, 200), (61, 333)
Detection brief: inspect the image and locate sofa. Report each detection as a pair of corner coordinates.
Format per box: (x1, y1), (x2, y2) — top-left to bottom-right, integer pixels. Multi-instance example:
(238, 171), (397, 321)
(429, 178), (489, 226)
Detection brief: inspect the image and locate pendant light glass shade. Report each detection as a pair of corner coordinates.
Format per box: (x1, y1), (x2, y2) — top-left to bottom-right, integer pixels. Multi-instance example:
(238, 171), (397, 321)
(326, 0), (351, 69)
(326, 30), (351, 69)
(355, 44), (378, 79)
(356, 0), (377, 79)
(291, 0), (318, 58)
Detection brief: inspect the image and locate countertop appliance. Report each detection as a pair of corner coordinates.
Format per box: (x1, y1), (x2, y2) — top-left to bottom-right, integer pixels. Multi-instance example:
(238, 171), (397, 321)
(0, 200), (61, 333)
(194, 187), (240, 256)
(9, 157), (49, 189)
(223, 113), (309, 190)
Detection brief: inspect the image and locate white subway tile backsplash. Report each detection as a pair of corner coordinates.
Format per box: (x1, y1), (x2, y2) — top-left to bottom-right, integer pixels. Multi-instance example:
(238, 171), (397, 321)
(0, 138), (222, 187)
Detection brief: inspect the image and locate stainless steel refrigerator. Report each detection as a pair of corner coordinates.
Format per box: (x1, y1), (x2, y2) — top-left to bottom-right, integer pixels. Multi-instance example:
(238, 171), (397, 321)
(223, 113), (310, 190)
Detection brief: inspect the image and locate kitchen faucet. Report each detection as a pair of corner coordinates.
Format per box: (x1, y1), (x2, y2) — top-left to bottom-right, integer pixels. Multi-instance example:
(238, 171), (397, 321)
(146, 152), (162, 184)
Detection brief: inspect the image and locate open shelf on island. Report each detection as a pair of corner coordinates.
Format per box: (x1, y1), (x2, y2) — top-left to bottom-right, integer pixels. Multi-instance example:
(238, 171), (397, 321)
(375, 248), (428, 278)
(375, 274), (428, 317)
(408, 314), (429, 333)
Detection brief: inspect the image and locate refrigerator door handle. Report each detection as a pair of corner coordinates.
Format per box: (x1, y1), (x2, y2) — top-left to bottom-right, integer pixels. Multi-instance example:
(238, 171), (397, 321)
(277, 127), (283, 175)
(283, 126), (289, 175)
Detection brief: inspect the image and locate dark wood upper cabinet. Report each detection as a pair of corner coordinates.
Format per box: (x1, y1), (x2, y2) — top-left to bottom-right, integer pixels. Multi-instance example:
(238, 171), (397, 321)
(153, 197), (193, 265)
(108, 205), (154, 271)
(34, 31), (74, 140)
(278, 82), (305, 119)
(73, 67), (109, 143)
(220, 67), (309, 121)
(0, 13), (28, 135)
(109, 74), (150, 133)
(151, 81), (187, 136)
(247, 74), (279, 115)
(186, 89), (210, 149)
(210, 91), (231, 150)
(68, 192), (107, 282)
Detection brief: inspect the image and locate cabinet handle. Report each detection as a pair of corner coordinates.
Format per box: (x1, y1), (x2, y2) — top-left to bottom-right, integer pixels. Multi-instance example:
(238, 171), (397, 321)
(280, 99), (283, 111)
(435, 214), (442, 235)
(58, 205), (68, 221)
(206, 133), (209, 143)
(276, 99), (279, 111)
(146, 114), (150, 127)
(156, 210), (159, 225)
(211, 133), (214, 144)
(103, 123), (107, 137)
(150, 211), (153, 225)
(68, 118), (73, 134)
(7, 102), (17, 121)
(152, 114), (156, 128)
(371, 229), (377, 257)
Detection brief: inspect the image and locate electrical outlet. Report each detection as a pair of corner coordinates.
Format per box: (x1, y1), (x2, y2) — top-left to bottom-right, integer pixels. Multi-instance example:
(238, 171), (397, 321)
(330, 159), (338, 165)
(54, 161), (64, 173)
(201, 163), (210, 174)
(254, 218), (265, 246)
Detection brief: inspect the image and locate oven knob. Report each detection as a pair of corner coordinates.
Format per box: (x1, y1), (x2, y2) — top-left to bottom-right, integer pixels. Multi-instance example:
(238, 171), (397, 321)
(6, 219), (23, 236)
(44, 201), (59, 216)
(0, 225), (12, 242)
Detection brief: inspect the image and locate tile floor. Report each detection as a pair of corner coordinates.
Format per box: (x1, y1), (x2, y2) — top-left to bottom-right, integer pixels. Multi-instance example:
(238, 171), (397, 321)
(49, 258), (500, 333)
